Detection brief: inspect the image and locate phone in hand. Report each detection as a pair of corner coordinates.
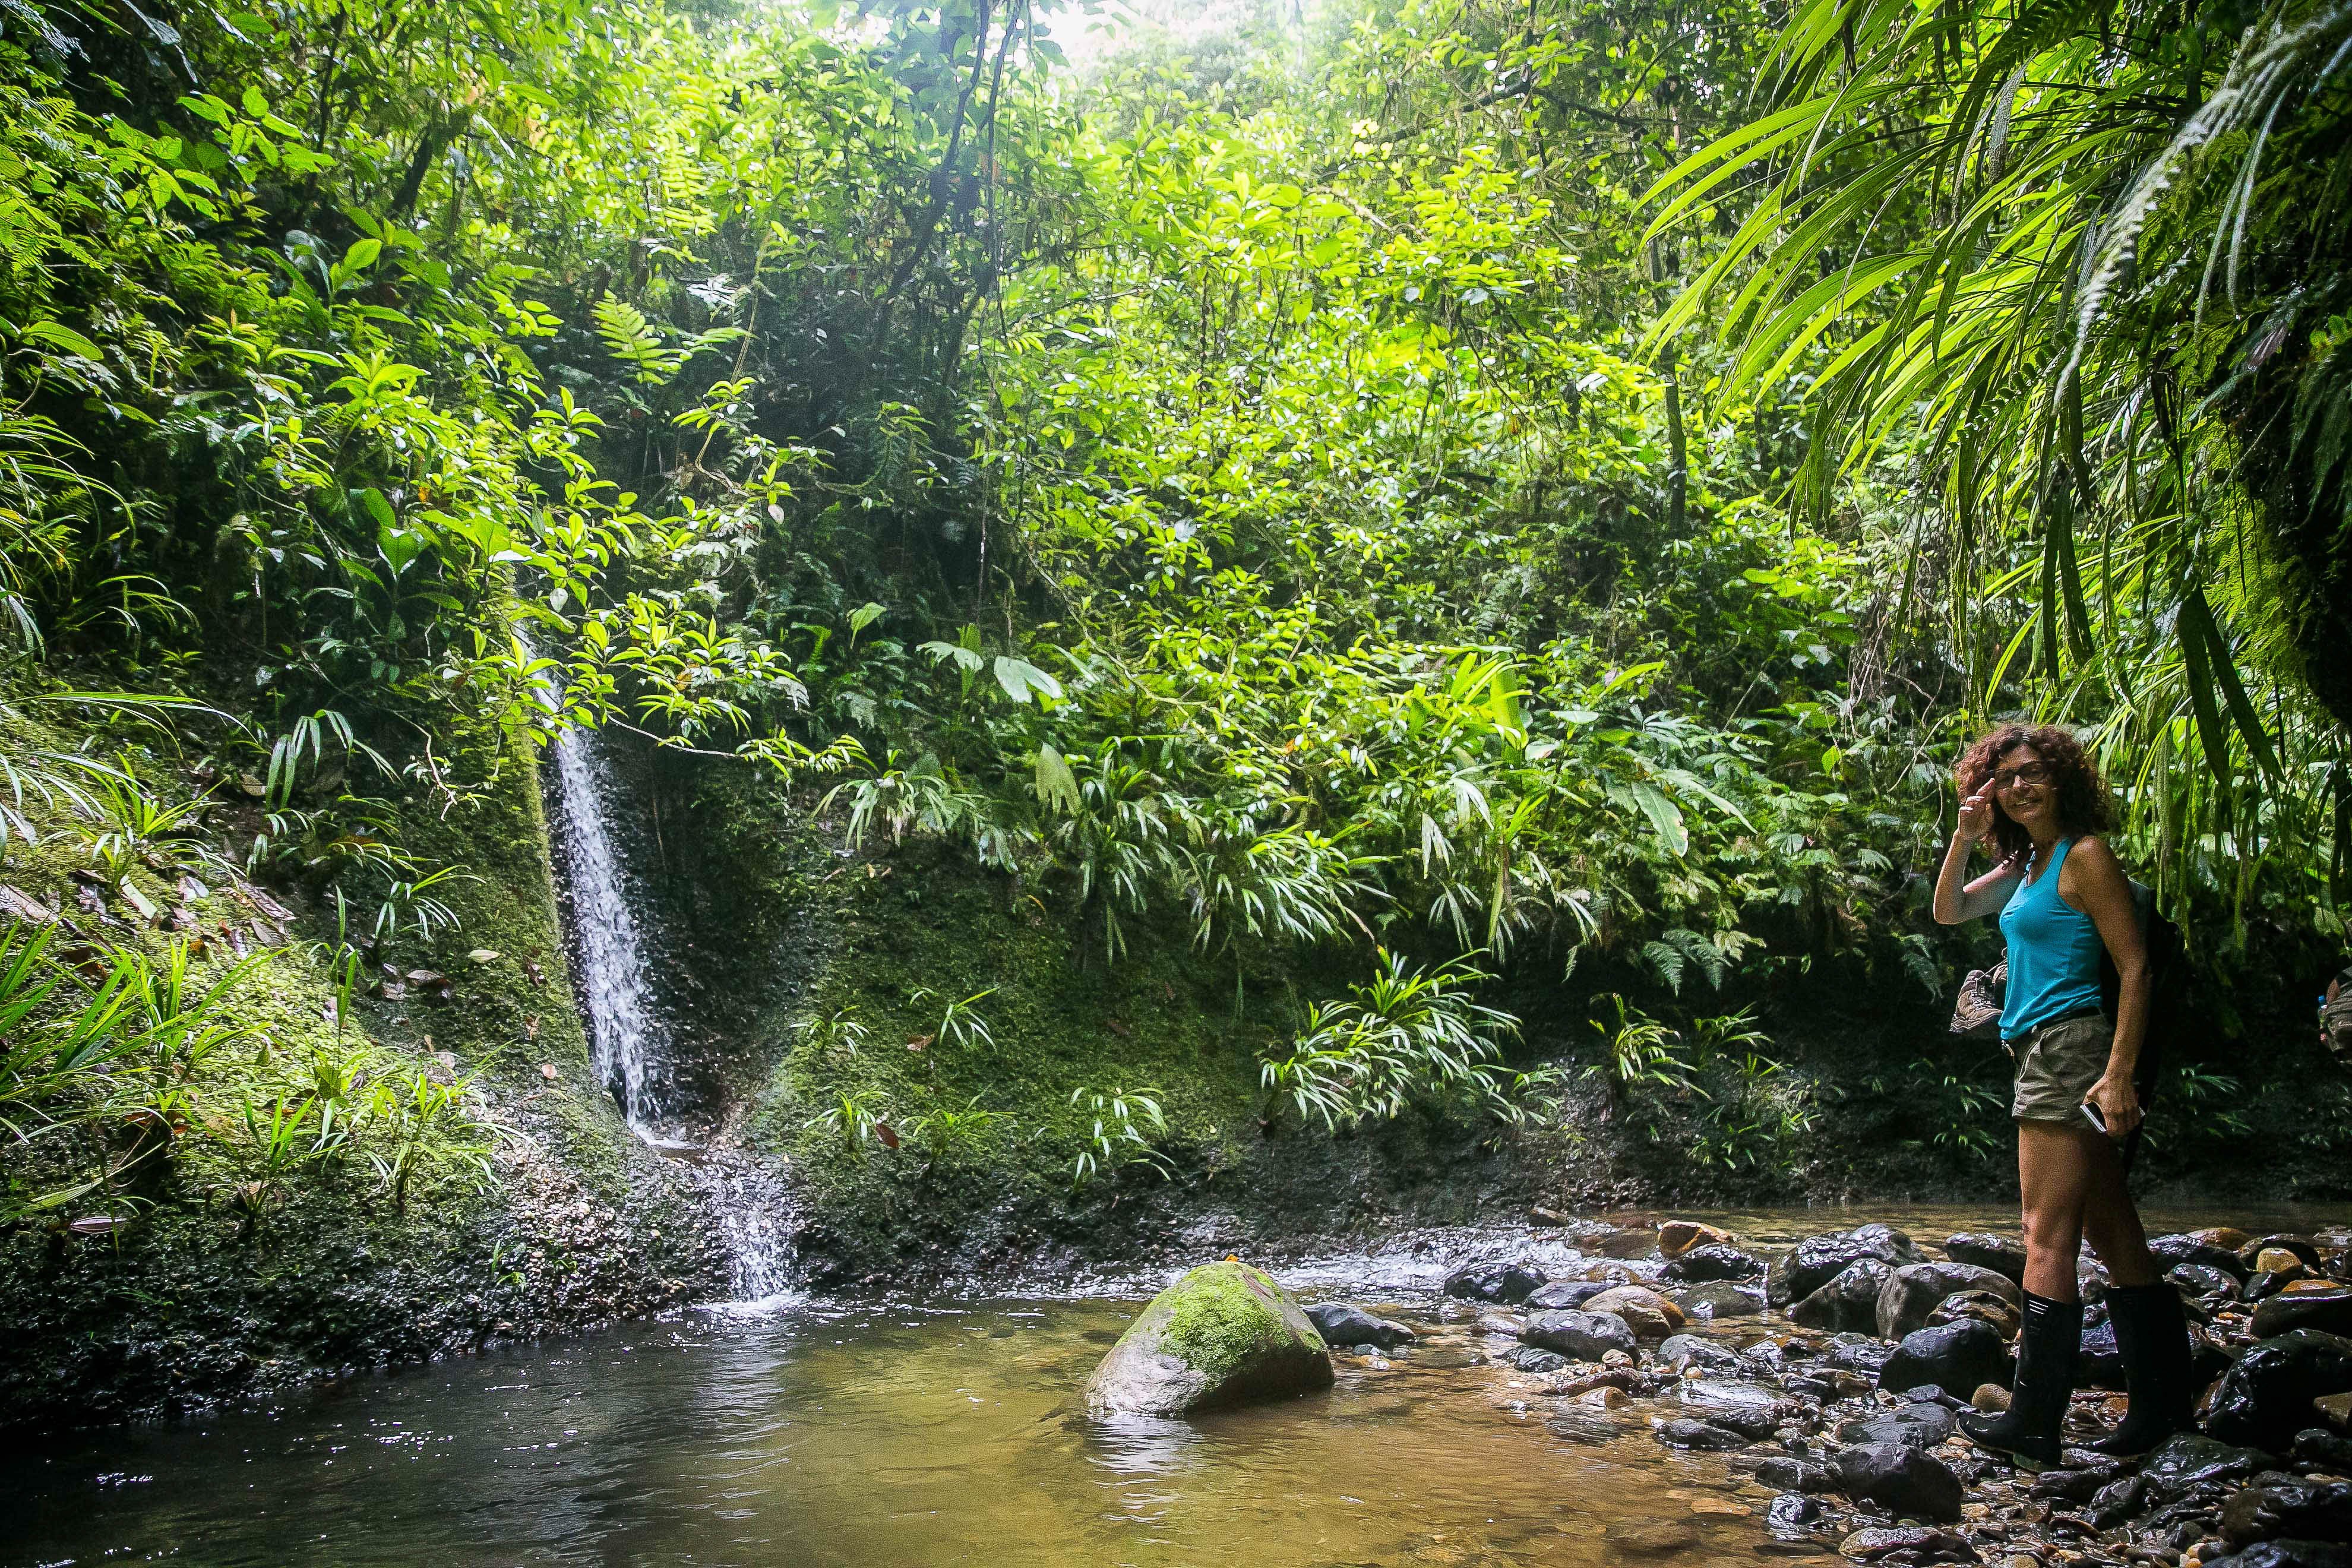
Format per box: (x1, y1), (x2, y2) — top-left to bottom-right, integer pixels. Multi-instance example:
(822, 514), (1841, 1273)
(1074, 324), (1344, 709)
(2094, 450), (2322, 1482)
(2080, 1099), (2109, 1135)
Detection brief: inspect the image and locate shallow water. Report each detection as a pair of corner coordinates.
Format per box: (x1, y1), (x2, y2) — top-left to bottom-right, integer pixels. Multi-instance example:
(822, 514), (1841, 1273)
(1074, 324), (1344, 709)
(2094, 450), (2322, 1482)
(8, 1203), (2347, 1568)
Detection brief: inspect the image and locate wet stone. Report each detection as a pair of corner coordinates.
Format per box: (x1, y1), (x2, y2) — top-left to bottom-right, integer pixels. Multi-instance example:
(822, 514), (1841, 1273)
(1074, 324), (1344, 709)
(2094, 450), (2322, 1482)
(2088, 1474), (2149, 1528)
(1664, 1244), (1767, 1284)
(2143, 1434), (2275, 1493)
(1677, 1379), (1785, 1439)
(2294, 1428), (2352, 1470)
(2078, 1317), (2126, 1389)
(1773, 1226), (1926, 1308)
(1674, 1281), (1767, 1320)
(1836, 1441), (1967, 1522)
(1839, 1525), (1979, 1563)
(1826, 1334), (1899, 1375)
(2206, 1332), (2352, 1452)
(1509, 1345), (1573, 1374)
(1929, 1290), (2022, 1341)
(2220, 1480), (2352, 1550)
(1841, 1403), (1960, 1451)
(1659, 1221), (1738, 1258)
(1444, 1261), (1548, 1304)
(1654, 1416), (1749, 1450)
(1879, 1263), (2022, 1341)
(1523, 1309), (1638, 1361)
(2175, 1264), (2246, 1302)
(2151, 1235), (2255, 1281)
(2203, 1543), (2352, 1568)
(1758, 1457), (1843, 1493)
(2251, 1286), (2352, 1341)
(1769, 1491), (1833, 1536)
(1658, 1333), (1743, 1373)
(1305, 1302), (1416, 1349)
(1881, 1320), (2010, 1399)
(1795, 1260), (1896, 1335)
(1585, 1285), (1684, 1339)
(2030, 1464), (2125, 1503)
(1525, 1279), (1609, 1311)
(1945, 1234), (2029, 1288)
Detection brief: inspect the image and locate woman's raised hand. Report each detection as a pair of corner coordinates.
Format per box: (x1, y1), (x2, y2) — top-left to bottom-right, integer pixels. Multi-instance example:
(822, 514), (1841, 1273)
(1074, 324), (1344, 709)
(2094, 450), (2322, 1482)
(1955, 789), (1994, 844)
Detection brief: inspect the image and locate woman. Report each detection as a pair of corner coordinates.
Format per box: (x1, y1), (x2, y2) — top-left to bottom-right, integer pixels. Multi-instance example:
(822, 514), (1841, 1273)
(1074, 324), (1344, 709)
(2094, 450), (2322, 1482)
(1931, 724), (2191, 1469)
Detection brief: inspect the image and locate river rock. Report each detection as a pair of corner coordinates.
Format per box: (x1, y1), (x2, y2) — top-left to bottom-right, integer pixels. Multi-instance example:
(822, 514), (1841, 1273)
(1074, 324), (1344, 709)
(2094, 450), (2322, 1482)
(1880, 1320), (2010, 1398)
(1523, 1308), (1637, 1361)
(2154, 1234), (2255, 1279)
(2205, 1545), (2352, 1568)
(1835, 1442), (1966, 1522)
(2206, 1331), (2352, 1450)
(1794, 1260), (1893, 1334)
(2221, 1480), (2352, 1549)
(1676, 1378), (1785, 1438)
(1081, 1260), (1334, 1418)
(2142, 1433), (2274, 1492)
(1759, 1457), (1841, 1493)
(2192, 1226), (2257, 1251)
(1838, 1525), (1978, 1563)
(1510, 1345), (1574, 1374)
(1444, 1261), (1548, 1304)
(1659, 1220), (1737, 1257)
(1658, 1333), (1743, 1373)
(1943, 1233), (2028, 1286)
(2176, 1264), (2245, 1302)
(2079, 1317), (2125, 1389)
(1304, 1302), (1416, 1349)
(1929, 1289), (2021, 1340)
(2298, 1428), (2352, 1468)
(2252, 1285), (2352, 1340)
(1664, 1243), (1766, 1284)
(1654, 1416), (1747, 1450)
(1841, 1403), (1959, 1450)
(1526, 1279), (1611, 1311)
(1768, 1491), (1833, 1544)
(1674, 1281), (1765, 1320)
(1771, 1225), (1925, 1308)
(1585, 1285), (1684, 1339)
(1826, 1333), (1899, 1375)
(1879, 1262), (2023, 1340)
(2245, 1235), (2325, 1269)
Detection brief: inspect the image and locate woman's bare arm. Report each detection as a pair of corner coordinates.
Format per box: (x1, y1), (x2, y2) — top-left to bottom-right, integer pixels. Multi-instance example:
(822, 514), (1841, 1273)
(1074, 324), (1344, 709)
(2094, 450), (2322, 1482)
(2062, 836), (2150, 1135)
(1932, 787), (2020, 923)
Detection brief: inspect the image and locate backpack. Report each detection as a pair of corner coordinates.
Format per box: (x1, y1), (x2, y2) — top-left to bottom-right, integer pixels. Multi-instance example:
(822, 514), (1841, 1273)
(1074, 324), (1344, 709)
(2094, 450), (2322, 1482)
(2101, 880), (2181, 1174)
(2322, 965), (2352, 1063)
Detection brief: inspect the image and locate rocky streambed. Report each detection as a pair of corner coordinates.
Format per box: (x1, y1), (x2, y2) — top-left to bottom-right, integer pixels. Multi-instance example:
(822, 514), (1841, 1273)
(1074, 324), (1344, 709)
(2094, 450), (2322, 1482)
(1287, 1215), (2352, 1568)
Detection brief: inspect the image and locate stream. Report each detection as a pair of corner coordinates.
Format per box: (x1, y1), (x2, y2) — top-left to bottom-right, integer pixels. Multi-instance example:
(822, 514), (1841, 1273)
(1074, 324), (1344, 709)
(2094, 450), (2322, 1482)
(8, 1203), (2346, 1568)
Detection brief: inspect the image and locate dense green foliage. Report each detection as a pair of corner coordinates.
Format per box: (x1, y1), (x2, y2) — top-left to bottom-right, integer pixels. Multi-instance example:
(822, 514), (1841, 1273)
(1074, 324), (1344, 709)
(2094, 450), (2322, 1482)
(2, 0), (2348, 1226)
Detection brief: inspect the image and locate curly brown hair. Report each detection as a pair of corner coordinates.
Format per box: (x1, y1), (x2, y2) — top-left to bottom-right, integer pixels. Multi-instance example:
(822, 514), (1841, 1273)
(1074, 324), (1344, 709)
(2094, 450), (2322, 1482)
(1955, 724), (2116, 865)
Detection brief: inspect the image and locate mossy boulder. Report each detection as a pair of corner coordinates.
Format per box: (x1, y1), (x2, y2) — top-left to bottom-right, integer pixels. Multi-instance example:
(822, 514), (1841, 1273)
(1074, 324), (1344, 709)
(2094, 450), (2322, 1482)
(1082, 1260), (1334, 1417)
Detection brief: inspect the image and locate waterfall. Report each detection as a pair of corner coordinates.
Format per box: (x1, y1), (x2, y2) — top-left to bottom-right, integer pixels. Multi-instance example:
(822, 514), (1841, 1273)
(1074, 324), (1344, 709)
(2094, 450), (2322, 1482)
(546, 725), (663, 1130)
(538, 690), (800, 1305)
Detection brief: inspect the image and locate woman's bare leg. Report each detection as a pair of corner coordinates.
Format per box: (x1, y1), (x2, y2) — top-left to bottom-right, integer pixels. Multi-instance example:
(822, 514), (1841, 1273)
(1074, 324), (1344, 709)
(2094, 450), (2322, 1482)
(2079, 1135), (2160, 1286)
(2018, 1120), (2093, 1300)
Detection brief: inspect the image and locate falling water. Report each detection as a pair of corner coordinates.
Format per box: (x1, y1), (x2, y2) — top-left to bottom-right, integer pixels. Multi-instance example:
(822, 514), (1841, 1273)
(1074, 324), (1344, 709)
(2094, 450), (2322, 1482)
(539, 693), (799, 1302)
(546, 725), (662, 1128)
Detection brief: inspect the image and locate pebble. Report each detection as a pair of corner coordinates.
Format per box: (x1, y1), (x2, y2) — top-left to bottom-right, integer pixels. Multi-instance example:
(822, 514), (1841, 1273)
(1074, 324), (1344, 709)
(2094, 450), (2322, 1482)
(1448, 1217), (2351, 1568)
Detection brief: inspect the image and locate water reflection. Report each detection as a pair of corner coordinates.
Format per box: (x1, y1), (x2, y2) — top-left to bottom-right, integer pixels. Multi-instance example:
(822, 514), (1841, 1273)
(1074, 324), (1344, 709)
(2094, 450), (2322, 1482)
(8, 1204), (2348, 1568)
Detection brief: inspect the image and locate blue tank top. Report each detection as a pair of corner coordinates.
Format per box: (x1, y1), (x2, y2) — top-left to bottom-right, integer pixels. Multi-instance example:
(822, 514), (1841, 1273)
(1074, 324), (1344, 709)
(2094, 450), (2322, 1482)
(1997, 836), (2106, 1038)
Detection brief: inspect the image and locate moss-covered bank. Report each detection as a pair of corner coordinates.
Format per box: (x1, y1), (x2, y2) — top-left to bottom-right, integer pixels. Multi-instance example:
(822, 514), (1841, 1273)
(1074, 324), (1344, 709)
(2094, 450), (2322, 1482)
(0, 701), (723, 1432)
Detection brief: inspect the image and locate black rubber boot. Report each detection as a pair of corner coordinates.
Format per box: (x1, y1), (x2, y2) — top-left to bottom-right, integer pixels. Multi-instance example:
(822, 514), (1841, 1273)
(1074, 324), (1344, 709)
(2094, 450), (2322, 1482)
(1959, 1290), (2081, 1472)
(2087, 1281), (2195, 1456)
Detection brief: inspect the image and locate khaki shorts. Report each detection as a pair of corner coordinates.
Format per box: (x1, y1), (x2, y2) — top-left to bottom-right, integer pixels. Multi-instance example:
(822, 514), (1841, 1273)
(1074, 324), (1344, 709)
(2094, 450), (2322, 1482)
(2007, 1013), (2113, 1124)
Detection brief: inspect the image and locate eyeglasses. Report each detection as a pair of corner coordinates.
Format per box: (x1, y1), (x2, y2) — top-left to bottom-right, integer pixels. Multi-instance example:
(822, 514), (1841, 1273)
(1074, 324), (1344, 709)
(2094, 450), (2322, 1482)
(1991, 761), (2052, 792)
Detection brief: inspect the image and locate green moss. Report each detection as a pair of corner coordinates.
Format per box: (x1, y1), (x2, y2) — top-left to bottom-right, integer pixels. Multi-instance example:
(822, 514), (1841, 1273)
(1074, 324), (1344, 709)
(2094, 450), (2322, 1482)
(1159, 1260), (1324, 1384)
